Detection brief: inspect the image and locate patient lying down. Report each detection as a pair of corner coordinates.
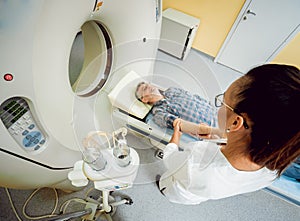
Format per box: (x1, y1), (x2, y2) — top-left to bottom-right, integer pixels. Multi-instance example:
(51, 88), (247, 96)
(135, 82), (222, 139)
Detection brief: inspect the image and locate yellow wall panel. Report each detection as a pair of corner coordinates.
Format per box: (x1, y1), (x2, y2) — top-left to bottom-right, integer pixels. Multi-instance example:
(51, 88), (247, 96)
(162, 0), (245, 56)
(162, 0), (300, 68)
(271, 32), (300, 69)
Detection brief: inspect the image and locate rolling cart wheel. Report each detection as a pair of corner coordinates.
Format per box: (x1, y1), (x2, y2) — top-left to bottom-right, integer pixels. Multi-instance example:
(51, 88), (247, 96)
(124, 198), (133, 205)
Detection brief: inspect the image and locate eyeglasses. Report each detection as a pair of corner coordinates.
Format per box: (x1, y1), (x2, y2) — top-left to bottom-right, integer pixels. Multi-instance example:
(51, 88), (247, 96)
(215, 93), (249, 129)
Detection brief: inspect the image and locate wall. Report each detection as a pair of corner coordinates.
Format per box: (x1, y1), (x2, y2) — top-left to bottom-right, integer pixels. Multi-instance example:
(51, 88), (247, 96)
(162, 0), (245, 57)
(162, 0), (300, 69)
(271, 32), (300, 69)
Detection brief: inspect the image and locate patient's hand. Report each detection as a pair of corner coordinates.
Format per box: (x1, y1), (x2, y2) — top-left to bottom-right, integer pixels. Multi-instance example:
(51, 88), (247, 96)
(173, 119), (182, 134)
(172, 118), (181, 129)
(169, 119), (182, 145)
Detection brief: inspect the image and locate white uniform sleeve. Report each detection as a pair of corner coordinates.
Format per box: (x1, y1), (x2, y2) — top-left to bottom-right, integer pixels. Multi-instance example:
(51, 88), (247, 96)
(159, 142), (219, 205)
(163, 142), (178, 158)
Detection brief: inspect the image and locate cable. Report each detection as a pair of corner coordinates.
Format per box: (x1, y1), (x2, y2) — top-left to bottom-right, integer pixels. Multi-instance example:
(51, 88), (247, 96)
(84, 186), (96, 199)
(6, 186), (101, 221)
(6, 186), (125, 221)
(22, 188), (58, 220)
(5, 188), (23, 221)
(59, 198), (88, 214)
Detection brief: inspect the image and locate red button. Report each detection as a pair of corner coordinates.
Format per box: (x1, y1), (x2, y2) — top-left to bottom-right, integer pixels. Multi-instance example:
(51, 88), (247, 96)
(4, 73), (13, 81)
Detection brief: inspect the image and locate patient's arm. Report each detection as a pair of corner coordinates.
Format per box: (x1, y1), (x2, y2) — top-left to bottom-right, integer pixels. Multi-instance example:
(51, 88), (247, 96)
(180, 119), (223, 139)
(152, 108), (177, 128)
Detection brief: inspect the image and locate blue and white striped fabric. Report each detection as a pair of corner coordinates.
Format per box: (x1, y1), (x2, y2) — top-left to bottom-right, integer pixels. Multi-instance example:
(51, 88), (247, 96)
(150, 87), (217, 129)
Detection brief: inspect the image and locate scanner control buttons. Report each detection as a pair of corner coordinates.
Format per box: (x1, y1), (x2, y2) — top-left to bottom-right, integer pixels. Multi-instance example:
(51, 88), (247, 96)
(1, 97), (47, 152)
(23, 131), (41, 148)
(17, 115), (46, 151)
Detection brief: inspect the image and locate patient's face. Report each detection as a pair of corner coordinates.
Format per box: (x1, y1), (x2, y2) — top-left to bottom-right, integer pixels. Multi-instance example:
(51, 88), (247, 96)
(136, 83), (161, 104)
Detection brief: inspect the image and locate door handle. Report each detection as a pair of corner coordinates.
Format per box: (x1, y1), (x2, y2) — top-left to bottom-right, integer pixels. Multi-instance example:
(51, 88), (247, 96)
(243, 9), (256, 20)
(246, 9), (256, 16)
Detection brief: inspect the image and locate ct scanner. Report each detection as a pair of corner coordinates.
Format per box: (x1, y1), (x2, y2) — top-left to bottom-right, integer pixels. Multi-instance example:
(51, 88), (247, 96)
(0, 0), (162, 189)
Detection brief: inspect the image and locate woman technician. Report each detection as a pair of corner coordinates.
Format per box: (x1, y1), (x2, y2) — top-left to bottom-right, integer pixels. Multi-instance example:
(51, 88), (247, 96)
(157, 64), (300, 204)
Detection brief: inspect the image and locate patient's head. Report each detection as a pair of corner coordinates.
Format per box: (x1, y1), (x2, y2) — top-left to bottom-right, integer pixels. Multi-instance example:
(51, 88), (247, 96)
(135, 82), (164, 105)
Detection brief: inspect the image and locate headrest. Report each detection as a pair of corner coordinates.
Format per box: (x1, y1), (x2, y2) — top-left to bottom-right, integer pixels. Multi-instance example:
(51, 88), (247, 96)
(108, 71), (152, 119)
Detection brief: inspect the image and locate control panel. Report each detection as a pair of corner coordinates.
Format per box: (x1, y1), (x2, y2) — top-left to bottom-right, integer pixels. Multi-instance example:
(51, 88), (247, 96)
(0, 97), (47, 152)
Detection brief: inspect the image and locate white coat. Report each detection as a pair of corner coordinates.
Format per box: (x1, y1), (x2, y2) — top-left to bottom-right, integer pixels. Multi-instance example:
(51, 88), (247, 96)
(159, 141), (277, 205)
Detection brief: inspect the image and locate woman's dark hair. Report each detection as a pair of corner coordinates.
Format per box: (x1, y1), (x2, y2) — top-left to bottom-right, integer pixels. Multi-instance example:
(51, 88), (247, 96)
(235, 64), (300, 175)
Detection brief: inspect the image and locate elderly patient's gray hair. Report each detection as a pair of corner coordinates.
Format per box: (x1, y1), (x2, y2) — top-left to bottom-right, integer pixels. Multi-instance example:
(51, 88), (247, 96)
(135, 81), (146, 102)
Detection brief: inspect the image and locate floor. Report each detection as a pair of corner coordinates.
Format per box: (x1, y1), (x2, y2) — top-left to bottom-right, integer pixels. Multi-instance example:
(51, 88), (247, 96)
(1, 49), (299, 221)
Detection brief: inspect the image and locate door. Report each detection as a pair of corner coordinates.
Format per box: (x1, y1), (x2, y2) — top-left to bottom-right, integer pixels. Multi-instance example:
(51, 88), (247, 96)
(215, 0), (300, 73)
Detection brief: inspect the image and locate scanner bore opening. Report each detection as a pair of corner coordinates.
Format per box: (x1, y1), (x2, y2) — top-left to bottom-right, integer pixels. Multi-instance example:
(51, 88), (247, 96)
(69, 20), (113, 97)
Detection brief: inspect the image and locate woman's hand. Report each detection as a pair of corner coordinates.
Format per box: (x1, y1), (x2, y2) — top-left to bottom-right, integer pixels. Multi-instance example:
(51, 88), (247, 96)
(173, 118), (182, 133)
(170, 118), (182, 145)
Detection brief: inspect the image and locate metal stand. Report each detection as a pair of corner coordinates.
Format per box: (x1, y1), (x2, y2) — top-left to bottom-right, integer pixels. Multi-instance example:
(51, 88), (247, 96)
(67, 147), (139, 220)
